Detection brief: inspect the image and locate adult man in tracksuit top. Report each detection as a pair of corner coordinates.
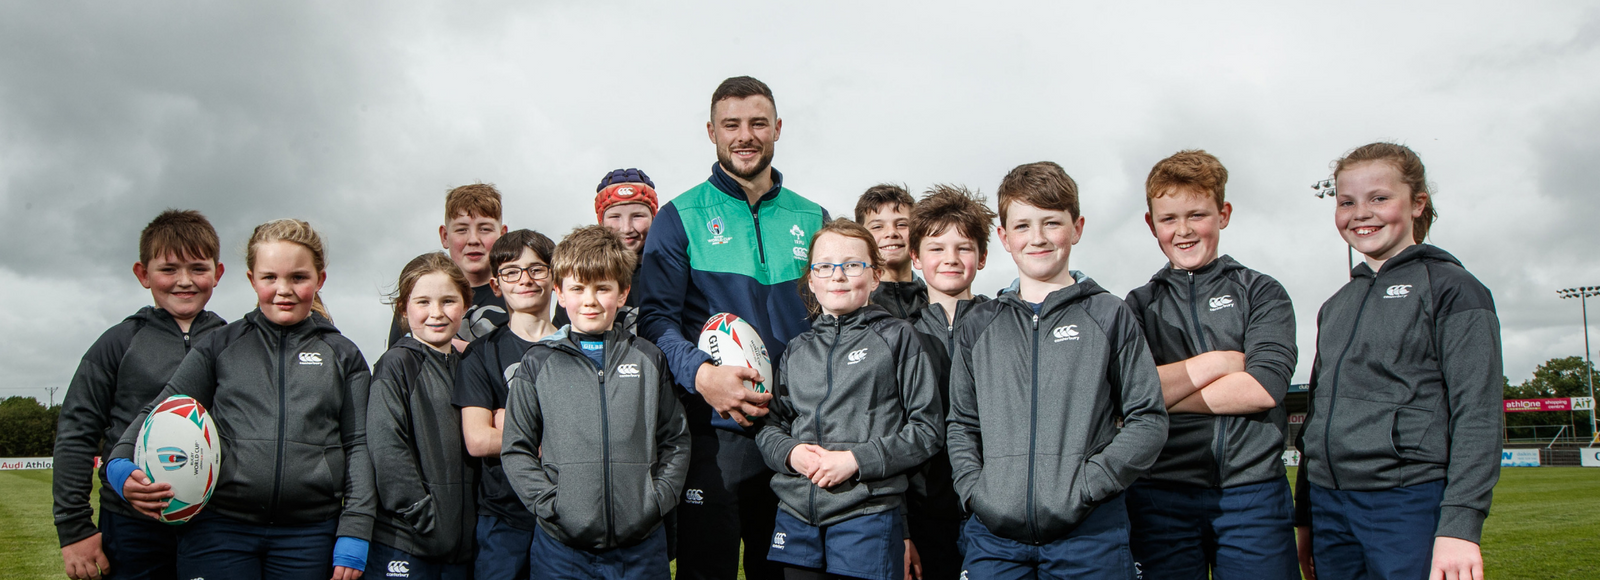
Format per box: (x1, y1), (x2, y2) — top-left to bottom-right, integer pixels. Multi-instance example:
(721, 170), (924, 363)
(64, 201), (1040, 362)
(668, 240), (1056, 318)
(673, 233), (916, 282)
(946, 272), (1168, 579)
(54, 306), (227, 579)
(368, 337), (477, 577)
(637, 75), (827, 580)
(1124, 255), (1299, 579)
(500, 326), (691, 576)
(1295, 244), (1502, 579)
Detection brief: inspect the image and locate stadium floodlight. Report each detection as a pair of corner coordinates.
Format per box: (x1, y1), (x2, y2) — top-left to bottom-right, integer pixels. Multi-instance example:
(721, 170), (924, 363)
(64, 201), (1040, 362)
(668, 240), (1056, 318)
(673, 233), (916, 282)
(1309, 177), (1355, 271)
(1557, 286), (1599, 444)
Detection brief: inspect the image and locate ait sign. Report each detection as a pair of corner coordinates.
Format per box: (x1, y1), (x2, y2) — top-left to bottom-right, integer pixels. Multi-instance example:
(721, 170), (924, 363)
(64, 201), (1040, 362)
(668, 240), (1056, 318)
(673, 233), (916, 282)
(1504, 397), (1595, 412)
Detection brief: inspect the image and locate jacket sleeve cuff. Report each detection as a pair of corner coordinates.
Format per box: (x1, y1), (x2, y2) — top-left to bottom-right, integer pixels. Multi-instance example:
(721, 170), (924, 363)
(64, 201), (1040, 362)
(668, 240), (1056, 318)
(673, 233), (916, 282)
(851, 441), (887, 481)
(336, 512), (375, 543)
(333, 536), (368, 571)
(679, 352), (714, 395)
(1436, 506), (1486, 544)
(56, 518), (98, 548)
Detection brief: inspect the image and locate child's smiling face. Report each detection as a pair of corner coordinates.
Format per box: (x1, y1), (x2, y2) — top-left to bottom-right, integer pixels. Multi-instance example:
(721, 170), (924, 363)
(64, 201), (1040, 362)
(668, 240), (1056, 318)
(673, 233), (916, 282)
(1336, 160), (1426, 266)
(809, 232), (880, 317)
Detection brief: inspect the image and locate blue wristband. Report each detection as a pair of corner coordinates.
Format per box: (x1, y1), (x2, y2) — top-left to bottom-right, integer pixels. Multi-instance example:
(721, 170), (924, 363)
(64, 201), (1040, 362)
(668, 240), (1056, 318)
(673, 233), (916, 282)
(106, 458), (138, 500)
(333, 536), (368, 571)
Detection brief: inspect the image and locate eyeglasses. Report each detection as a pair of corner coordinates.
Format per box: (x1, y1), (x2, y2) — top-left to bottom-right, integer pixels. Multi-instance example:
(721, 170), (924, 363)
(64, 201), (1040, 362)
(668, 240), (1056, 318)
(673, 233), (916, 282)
(497, 265), (551, 282)
(809, 261), (871, 278)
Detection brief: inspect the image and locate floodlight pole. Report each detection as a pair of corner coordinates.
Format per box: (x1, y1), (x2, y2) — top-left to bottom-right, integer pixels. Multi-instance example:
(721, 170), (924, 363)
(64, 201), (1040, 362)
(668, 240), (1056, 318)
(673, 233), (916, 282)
(1310, 179), (1355, 272)
(1558, 286), (1598, 444)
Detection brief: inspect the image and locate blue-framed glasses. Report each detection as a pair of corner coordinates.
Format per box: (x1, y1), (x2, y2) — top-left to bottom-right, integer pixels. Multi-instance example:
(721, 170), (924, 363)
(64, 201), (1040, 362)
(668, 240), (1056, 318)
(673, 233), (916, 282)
(809, 261), (871, 278)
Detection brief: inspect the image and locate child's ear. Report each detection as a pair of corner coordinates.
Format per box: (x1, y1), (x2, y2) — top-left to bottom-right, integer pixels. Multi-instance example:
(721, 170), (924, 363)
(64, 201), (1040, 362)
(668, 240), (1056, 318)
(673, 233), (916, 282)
(214, 262), (225, 281)
(618, 286), (630, 305)
(132, 262), (153, 289)
(1144, 212), (1156, 236)
(1218, 202), (1233, 229)
(977, 251), (988, 271)
(490, 278), (504, 298)
(438, 225), (449, 249)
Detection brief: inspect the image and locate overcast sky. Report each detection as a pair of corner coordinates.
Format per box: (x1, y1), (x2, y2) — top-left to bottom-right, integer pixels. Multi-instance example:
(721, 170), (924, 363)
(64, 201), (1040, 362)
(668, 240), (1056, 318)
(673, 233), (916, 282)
(4, 2), (1599, 404)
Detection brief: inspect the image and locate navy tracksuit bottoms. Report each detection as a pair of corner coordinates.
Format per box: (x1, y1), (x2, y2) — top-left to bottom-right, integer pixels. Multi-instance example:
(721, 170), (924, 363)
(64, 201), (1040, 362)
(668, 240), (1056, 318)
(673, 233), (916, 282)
(1126, 478), (1298, 580)
(1307, 480), (1445, 580)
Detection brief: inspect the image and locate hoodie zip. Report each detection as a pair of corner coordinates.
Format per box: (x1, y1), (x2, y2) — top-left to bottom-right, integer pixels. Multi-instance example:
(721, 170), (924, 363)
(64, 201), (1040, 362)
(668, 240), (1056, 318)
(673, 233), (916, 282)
(1027, 310), (1040, 543)
(751, 203), (767, 265)
(1187, 271), (1228, 487)
(811, 318), (840, 523)
(268, 326), (289, 521)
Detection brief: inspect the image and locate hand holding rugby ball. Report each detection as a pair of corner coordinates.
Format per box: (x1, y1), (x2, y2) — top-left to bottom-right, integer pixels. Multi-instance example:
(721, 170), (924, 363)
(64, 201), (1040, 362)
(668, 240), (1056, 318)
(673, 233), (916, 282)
(698, 312), (773, 394)
(133, 394), (220, 524)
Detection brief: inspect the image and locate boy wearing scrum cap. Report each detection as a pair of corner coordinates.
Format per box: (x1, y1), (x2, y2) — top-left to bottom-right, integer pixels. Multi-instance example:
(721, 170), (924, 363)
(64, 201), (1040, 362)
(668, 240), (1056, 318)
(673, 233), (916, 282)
(555, 168), (659, 331)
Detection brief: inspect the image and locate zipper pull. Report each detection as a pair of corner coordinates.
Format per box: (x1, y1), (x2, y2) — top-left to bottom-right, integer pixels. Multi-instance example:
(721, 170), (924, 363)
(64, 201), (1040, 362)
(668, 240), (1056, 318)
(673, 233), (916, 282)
(1032, 313), (1039, 329)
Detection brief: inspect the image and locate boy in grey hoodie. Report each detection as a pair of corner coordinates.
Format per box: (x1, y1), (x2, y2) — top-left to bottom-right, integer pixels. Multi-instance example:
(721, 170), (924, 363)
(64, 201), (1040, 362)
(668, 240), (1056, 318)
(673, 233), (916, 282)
(502, 225), (690, 580)
(946, 162), (1167, 580)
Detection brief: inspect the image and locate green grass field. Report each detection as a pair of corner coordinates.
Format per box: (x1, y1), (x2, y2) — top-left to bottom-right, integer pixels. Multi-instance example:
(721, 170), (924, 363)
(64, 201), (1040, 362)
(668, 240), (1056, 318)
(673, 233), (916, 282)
(3, 467), (1596, 579)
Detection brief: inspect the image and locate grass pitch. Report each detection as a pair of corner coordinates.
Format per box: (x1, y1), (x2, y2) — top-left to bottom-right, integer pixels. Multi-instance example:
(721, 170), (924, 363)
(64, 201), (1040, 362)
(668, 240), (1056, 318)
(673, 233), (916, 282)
(3, 467), (1595, 579)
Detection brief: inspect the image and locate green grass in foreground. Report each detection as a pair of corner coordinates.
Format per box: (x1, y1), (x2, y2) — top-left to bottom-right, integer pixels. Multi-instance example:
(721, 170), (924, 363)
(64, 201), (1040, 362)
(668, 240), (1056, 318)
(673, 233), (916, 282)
(4, 468), (1594, 579)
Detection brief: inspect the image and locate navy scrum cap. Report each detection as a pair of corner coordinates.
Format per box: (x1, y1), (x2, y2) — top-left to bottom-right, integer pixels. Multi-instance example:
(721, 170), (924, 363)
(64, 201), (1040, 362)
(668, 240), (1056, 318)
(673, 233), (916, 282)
(597, 168), (654, 192)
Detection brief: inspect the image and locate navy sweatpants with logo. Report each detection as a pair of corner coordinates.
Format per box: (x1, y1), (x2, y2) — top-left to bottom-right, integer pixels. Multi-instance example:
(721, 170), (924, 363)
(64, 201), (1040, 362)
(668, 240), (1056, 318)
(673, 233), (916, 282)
(475, 514), (533, 580)
(366, 541), (471, 580)
(767, 509), (903, 580)
(1126, 478), (1298, 580)
(960, 493), (1135, 580)
(1307, 480), (1444, 580)
(100, 510), (179, 580)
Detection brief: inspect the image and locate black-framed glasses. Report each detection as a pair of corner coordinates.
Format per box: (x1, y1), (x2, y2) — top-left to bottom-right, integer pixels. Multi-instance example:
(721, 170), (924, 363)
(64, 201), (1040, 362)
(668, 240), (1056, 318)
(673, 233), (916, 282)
(809, 261), (870, 278)
(497, 264), (551, 282)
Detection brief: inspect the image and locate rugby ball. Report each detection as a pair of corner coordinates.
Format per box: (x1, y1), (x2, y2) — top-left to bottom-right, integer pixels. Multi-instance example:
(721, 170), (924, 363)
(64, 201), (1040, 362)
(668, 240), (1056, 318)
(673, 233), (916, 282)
(698, 313), (773, 393)
(133, 395), (220, 524)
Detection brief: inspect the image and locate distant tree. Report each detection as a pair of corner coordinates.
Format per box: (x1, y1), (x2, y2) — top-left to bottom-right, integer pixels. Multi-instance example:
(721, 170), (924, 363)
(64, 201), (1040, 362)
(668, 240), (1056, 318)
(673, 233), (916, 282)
(0, 396), (59, 456)
(1504, 356), (1596, 439)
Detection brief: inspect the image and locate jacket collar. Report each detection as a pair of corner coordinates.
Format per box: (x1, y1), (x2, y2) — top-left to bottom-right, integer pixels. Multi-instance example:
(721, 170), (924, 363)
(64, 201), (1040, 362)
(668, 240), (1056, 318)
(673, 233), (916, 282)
(245, 308), (339, 336)
(813, 304), (891, 332)
(1350, 243), (1459, 279)
(541, 324), (631, 356)
(709, 162), (785, 205)
(919, 294), (990, 326)
(392, 335), (455, 361)
(1150, 254), (1242, 288)
(131, 306), (225, 336)
(997, 271), (1105, 317)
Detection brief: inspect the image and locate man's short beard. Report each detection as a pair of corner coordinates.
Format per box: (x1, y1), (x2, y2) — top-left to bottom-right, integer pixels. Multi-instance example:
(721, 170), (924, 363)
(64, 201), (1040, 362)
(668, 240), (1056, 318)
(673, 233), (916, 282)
(717, 147), (775, 182)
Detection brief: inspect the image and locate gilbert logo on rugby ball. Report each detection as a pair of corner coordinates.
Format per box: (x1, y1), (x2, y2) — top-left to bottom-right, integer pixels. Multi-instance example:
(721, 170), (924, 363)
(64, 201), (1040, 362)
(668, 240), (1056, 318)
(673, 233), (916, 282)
(134, 394), (221, 524)
(698, 313), (773, 394)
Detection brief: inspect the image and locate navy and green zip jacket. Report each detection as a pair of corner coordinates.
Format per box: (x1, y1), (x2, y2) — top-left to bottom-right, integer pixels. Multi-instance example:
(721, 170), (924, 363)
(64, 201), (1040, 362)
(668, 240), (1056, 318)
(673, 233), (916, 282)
(637, 163), (827, 433)
(501, 327), (690, 550)
(946, 273), (1168, 544)
(755, 305), (943, 527)
(1294, 244), (1502, 543)
(1124, 255), (1298, 489)
(53, 307), (226, 546)
(111, 309), (376, 540)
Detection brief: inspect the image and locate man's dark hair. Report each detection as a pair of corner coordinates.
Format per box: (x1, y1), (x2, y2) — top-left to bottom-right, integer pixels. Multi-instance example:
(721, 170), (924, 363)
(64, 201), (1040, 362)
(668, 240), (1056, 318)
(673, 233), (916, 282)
(711, 76), (776, 119)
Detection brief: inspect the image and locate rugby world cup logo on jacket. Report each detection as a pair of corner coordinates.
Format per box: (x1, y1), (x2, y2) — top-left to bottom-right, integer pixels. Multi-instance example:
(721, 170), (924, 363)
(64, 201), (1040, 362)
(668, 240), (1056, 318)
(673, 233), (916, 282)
(1384, 284), (1412, 299)
(298, 352), (323, 366)
(707, 217), (733, 245)
(1209, 294), (1235, 312)
(1053, 324), (1080, 342)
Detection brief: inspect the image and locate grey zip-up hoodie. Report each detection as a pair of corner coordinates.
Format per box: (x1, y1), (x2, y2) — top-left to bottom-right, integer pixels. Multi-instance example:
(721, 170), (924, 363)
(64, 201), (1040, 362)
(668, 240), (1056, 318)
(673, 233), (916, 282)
(369, 338), (476, 563)
(501, 327), (690, 550)
(947, 273), (1167, 544)
(905, 296), (989, 522)
(1124, 256), (1297, 489)
(53, 307), (226, 546)
(111, 309), (376, 540)
(1294, 244), (1502, 543)
(755, 305), (943, 527)
(870, 279), (929, 320)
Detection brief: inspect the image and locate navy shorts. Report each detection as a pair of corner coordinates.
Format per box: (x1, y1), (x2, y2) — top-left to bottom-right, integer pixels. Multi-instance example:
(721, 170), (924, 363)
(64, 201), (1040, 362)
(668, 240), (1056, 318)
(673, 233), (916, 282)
(1127, 478), (1298, 580)
(961, 493), (1134, 580)
(1308, 480), (1444, 580)
(530, 523), (669, 580)
(175, 512), (337, 580)
(476, 514), (533, 580)
(366, 541), (470, 580)
(767, 509), (903, 580)
(100, 510), (180, 580)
